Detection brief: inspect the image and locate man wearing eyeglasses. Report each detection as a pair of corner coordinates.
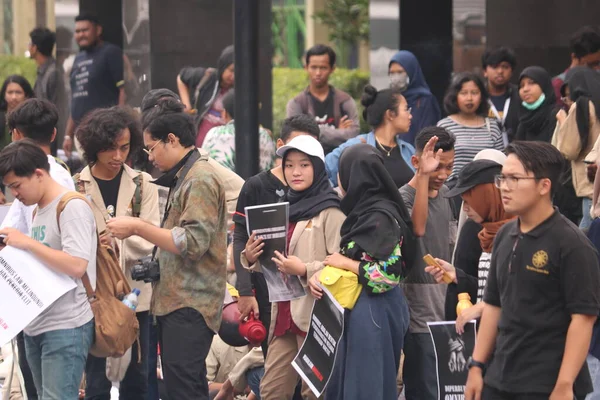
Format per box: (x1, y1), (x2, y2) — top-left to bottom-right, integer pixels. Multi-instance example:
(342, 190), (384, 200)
(465, 141), (600, 400)
(106, 107), (243, 399)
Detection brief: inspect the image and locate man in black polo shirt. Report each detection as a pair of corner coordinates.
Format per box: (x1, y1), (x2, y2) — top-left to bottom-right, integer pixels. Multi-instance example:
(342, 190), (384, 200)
(465, 141), (600, 400)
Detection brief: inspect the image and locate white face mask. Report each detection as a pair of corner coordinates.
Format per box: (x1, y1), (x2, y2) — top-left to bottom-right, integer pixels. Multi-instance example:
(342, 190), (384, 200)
(390, 72), (410, 91)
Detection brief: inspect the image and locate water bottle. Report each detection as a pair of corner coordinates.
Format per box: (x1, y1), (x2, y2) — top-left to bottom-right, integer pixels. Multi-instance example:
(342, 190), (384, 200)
(456, 292), (473, 317)
(122, 289), (141, 311)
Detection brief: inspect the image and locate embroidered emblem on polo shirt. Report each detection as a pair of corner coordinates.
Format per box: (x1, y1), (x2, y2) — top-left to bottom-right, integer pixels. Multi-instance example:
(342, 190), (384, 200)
(527, 250), (549, 275)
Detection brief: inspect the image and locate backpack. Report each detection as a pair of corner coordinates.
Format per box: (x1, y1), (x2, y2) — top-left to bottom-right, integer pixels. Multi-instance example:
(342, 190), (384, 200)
(72, 172), (143, 217)
(56, 192), (139, 358)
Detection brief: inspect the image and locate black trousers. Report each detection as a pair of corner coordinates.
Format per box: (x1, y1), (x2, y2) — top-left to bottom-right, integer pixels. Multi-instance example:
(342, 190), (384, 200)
(85, 311), (150, 400)
(16, 331), (38, 399)
(157, 307), (214, 400)
(482, 384), (577, 400)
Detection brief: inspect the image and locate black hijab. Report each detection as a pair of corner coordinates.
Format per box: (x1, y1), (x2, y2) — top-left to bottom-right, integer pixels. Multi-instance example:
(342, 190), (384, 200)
(564, 66), (600, 156)
(517, 66), (558, 142)
(283, 151), (340, 223)
(338, 144), (416, 265)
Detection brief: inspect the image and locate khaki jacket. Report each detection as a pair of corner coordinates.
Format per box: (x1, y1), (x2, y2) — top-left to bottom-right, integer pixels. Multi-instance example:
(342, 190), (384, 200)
(198, 148), (244, 229)
(555, 101), (600, 198)
(78, 164), (160, 312)
(243, 207), (346, 340)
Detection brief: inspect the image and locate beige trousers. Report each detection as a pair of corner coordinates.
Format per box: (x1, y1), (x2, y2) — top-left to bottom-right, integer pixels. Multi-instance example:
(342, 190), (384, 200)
(260, 332), (319, 400)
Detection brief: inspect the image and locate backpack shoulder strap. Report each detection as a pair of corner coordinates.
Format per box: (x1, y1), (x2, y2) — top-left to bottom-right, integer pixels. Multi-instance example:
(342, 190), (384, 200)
(81, 273), (95, 300)
(131, 173), (143, 218)
(56, 191), (89, 227)
(56, 191), (96, 300)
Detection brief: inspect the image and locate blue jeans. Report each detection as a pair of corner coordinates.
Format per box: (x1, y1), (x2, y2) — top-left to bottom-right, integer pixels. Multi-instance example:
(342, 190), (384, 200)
(326, 286), (410, 400)
(587, 354), (600, 400)
(246, 367), (264, 399)
(25, 319), (94, 400)
(581, 198), (594, 230)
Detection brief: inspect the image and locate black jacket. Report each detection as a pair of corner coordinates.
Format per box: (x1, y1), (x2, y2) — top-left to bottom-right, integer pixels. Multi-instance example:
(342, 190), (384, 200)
(179, 45), (234, 120)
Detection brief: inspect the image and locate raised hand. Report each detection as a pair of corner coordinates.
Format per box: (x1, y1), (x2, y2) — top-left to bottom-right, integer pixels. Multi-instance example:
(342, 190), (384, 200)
(418, 136), (443, 175)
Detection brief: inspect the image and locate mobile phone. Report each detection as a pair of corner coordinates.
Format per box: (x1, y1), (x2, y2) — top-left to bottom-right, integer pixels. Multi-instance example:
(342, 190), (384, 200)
(423, 254), (454, 284)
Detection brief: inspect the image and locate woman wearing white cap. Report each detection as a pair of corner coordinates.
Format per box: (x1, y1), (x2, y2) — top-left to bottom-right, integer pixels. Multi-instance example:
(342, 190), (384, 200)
(242, 135), (345, 400)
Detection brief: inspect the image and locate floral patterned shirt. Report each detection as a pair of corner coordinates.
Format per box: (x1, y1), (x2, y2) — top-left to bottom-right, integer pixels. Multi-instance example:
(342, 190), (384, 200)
(202, 120), (276, 172)
(341, 240), (404, 294)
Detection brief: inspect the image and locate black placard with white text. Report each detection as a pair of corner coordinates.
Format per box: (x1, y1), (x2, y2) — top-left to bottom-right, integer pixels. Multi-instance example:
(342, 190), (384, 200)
(292, 287), (344, 397)
(428, 321), (476, 400)
(245, 202), (306, 302)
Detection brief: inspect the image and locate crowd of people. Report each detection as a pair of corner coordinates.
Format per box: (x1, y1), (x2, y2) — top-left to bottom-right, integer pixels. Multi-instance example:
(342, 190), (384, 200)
(1, 11), (600, 400)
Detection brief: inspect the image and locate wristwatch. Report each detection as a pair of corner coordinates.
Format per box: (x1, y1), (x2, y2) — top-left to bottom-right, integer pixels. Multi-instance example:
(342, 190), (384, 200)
(467, 357), (486, 372)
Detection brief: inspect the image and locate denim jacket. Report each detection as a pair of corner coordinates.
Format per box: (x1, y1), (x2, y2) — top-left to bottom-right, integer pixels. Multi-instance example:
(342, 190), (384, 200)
(325, 131), (416, 187)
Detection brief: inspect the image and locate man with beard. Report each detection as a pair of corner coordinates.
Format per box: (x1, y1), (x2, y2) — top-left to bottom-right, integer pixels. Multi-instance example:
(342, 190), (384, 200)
(63, 14), (125, 157)
(482, 47), (520, 143)
(286, 44), (359, 154)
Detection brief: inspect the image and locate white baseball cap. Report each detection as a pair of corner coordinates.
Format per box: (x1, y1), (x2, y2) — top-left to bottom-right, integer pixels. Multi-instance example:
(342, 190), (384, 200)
(276, 135), (325, 162)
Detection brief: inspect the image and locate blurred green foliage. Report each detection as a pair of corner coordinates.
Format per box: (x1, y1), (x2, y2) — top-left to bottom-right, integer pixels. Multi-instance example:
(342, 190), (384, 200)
(0, 56), (37, 87)
(272, 67), (371, 136)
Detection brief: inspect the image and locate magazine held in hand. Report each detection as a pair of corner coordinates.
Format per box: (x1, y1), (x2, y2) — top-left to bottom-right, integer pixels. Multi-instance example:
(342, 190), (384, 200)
(245, 202), (306, 302)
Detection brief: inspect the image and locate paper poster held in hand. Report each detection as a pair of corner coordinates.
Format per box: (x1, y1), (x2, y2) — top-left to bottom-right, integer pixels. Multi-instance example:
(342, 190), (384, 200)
(245, 202), (306, 302)
(427, 320), (477, 400)
(292, 287), (344, 397)
(0, 246), (77, 346)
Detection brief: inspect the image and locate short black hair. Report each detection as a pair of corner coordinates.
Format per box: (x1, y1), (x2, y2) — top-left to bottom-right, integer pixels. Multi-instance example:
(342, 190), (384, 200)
(361, 84), (404, 128)
(75, 14), (100, 25)
(280, 115), (320, 142)
(141, 97), (186, 131)
(75, 106), (143, 164)
(415, 126), (456, 153)
(306, 44), (336, 67)
(570, 26), (600, 59)
(145, 112), (196, 148)
(504, 141), (565, 197)
(0, 75), (34, 111)
(0, 139), (49, 178)
(140, 88), (180, 114)
(7, 99), (58, 145)
(222, 90), (235, 119)
(29, 27), (56, 57)
(443, 72), (490, 117)
(482, 46), (517, 70)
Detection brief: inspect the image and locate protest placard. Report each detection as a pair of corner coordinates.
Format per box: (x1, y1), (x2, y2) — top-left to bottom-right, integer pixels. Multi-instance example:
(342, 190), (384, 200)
(292, 287), (344, 397)
(245, 202), (306, 302)
(428, 321), (477, 400)
(0, 246), (76, 346)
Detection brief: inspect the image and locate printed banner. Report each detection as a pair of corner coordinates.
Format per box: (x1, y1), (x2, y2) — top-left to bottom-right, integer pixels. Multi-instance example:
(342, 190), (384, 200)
(0, 246), (77, 346)
(428, 321), (477, 400)
(292, 287), (344, 397)
(245, 202), (306, 302)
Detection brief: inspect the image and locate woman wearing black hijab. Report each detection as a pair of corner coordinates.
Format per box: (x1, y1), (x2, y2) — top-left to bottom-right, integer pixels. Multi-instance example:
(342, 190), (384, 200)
(309, 143), (415, 400)
(245, 135), (345, 400)
(515, 66), (559, 142)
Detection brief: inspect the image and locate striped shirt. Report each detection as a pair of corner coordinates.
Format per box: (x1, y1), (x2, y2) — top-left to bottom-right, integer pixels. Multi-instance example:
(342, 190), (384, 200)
(437, 117), (504, 182)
